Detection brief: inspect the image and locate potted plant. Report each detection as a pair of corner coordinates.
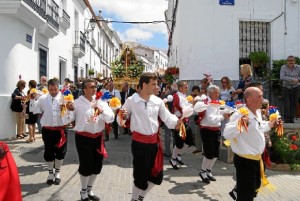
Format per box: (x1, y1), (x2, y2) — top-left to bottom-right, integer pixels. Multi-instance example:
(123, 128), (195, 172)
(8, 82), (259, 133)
(88, 68), (95, 76)
(249, 51), (269, 77)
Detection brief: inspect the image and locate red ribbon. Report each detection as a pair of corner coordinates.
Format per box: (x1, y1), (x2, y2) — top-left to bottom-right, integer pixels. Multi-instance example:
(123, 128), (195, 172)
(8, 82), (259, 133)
(132, 131), (163, 177)
(43, 126), (67, 148)
(76, 131), (108, 158)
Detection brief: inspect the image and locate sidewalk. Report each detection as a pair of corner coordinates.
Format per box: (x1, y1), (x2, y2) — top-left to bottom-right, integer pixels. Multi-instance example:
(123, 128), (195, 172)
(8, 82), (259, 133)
(6, 129), (300, 201)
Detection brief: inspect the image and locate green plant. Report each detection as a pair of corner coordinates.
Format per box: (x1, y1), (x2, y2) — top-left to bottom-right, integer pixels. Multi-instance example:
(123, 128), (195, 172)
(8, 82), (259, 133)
(249, 51), (270, 68)
(88, 68), (95, 75)
(270, 133), (300, 170)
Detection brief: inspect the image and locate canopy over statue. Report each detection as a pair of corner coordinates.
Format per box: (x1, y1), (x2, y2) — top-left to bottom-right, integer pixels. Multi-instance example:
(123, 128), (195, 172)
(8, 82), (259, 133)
(111, 46), (145, 90)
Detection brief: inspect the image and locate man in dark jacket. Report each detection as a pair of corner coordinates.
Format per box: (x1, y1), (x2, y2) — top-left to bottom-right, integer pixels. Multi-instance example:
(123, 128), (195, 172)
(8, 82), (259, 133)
(120, 82), (136, 134)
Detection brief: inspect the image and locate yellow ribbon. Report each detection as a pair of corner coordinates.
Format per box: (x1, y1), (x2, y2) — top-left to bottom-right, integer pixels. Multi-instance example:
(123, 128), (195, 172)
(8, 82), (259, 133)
(179, 122), (186, 139)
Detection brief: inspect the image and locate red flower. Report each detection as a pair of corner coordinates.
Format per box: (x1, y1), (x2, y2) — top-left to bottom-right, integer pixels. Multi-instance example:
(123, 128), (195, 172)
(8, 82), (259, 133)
(290, 144), (298, 150)
(291, 135), (297, 141)
(95, 92), (103, 100)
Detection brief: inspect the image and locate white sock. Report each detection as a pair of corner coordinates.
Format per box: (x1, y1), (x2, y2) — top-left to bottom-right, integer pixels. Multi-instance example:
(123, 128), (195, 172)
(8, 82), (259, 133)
(80, 174), (89, 191)
(87, 174), (97, 196)
(200, 169), (208, 179)
(131, 184), (141, 200)
(207, 157), (217, 171)
(139, 181), (155, 198)
(80, 189), (89, 200)
(201, 156), (210, 170)
(54, 159), (63, 178)
(172, 145), (181, 159)
(46, 161), (54, 180)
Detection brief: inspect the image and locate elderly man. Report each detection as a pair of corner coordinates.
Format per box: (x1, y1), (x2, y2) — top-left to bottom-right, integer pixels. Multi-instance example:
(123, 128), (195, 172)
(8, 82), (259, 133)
(280, 55), (300, 123)
(223, 87), (276, 201)
(105, 81), (121, 140)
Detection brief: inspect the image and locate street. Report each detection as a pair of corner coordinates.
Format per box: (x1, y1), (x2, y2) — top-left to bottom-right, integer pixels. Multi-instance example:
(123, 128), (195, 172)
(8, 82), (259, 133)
(6, 129), (300, 201)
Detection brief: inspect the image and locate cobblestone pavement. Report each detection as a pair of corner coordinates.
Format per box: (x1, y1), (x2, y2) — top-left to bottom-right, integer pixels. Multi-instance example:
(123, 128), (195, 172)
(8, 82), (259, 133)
(5, 128), (300, 201)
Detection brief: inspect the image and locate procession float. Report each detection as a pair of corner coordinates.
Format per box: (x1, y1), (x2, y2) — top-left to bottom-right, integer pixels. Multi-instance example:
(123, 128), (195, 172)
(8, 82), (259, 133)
(111, 46), (145, 90)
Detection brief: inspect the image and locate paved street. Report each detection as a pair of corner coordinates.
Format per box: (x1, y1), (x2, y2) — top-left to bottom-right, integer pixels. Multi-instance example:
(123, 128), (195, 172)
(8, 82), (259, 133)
(5, 129), (300, 201)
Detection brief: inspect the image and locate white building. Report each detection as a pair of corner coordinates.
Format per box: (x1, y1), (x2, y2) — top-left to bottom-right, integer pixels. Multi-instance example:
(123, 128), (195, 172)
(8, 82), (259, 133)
(125, 41), (168, 75)
(166, 0), (300, 81)
(0, 0), (121, 139)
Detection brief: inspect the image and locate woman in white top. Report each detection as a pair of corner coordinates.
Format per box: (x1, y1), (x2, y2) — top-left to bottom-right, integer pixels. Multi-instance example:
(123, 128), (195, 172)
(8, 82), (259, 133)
(220, 76), (235, 101)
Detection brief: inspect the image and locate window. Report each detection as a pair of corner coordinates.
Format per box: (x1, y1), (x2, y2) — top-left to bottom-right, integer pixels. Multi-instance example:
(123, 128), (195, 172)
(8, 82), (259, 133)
(239, 21), (270, 64)
(39, 46), (48, 78)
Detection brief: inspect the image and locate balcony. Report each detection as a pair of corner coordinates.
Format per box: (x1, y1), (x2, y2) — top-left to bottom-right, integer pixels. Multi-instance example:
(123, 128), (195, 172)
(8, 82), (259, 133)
(60, 9), (70, 31)
(73, 31), (86, 58)
(38, 0), (59, 38)
(0, 0), (46, 28)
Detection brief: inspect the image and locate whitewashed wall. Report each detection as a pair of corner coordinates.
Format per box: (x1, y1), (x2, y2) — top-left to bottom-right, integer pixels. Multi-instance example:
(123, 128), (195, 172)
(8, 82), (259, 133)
(168, 0), (300, 80)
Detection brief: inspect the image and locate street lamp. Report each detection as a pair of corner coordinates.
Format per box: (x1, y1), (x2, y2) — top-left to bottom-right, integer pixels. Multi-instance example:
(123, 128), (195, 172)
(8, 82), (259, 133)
(84, 17), (97, 34)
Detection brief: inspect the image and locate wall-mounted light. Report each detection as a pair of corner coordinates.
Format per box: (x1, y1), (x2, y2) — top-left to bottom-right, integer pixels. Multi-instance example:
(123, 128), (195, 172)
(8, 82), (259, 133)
(84, 17), (97, 34)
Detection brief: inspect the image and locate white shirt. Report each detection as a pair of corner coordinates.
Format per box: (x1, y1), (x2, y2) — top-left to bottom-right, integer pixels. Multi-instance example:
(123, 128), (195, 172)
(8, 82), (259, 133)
(223, 108), (271, 155)
(200, 105), (224, 128)
(105, 89), (121, 100)
(174, 92), (189, 117)
(32, 93), (65, 127)
(220, 87), (235, 101)
(118, 93), (178, 135)
(63, 96), (114, 134)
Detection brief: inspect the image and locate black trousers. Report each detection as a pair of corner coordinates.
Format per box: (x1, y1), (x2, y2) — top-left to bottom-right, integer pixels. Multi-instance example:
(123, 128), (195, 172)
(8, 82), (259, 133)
(172, 123), (194, 149)
(42, 127), (67, 161)
(200, 128), (221, 159)
(75, 134), (103, 176)
(282, 86), (299, 121)
(234, 154), (261, 201)
(131, 140), (163, 190)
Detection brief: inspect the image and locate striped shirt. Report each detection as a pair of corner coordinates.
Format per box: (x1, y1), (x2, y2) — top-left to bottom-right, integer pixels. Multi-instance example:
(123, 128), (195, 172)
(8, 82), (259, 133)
(280, 64), (300, 88)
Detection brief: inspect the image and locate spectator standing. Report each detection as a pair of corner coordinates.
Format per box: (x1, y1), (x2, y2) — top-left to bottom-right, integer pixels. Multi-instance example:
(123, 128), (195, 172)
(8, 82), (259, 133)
(280, 55), (300, 123)
(235, 64), (253, 100)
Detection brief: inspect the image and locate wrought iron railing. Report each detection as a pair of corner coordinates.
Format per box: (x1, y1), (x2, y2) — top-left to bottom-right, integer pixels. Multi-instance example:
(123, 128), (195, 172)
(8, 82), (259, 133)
(23, 0), (47, 19)
(74, 31), (86, 53)
(46, 0), (59, 30)
(62, 9), (70, 25)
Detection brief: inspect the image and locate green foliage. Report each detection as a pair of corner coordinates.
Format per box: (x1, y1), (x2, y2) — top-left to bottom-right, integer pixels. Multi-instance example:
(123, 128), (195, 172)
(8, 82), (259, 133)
(249, 51), (270, 68)
(111, 61), (126, 78)
(271, 134), (300, 170)
(88, 68), (95, 75)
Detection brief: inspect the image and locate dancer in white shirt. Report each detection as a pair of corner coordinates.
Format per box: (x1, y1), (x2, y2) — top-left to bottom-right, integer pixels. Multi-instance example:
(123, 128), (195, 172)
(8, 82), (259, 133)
(199, 85), (231, 184)
(223, 87), (276, 201)
(65, 78), (114, 201)
(32, 79), (67, 185)
(118, 72), (181, 201)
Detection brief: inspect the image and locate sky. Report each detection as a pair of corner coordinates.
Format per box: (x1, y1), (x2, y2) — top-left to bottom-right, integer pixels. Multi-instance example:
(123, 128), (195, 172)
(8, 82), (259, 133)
(89, 0), (169, 50)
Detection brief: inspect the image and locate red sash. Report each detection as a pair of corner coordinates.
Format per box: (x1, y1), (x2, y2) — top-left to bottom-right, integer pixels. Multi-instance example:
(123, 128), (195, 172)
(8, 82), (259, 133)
(43, 126), (67, 148)
(76, 131), (108, 159)
(0, 142), (22, 201)
(132, 131), (163, 177)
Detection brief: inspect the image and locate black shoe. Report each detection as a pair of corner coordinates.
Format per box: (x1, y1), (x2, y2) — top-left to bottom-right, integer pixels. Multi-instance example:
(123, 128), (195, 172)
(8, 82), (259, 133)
(46, 179), (54, 185)
(229, 189), (237, 200)
(54, 177), (61, 185)
(169, 159), (179, 170)
(114, 134), (119, 139)
(176, 157), (184, 165)
(88, 194), (100, 201)
(105, 135), (109, 141)
(290, 120), (295, 123)
(207, 174), (216, 181)
(199, 172), (210, 184)
(80, 192), (90, 201)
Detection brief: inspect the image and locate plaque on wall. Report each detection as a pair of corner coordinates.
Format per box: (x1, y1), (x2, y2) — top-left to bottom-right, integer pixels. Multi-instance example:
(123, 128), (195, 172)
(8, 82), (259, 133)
(220, 0), (234, 5)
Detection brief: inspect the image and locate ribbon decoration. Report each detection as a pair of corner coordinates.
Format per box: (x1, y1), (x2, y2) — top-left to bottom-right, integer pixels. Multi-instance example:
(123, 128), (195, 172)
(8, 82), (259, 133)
(118, 109), (125, 127)
(269, 112), (284, 137)
(179, 122), (186, 139)
(237, 107), (249, 133)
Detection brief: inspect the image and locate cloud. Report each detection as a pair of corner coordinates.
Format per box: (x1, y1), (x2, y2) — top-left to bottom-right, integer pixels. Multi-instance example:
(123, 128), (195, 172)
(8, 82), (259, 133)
(90, 0), (168, 41)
